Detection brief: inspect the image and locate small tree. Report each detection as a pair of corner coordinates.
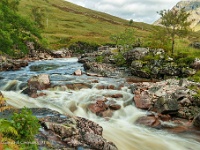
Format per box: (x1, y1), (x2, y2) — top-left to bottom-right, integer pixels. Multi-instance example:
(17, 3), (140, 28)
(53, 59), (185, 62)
(158, 8), (191, 55)
(110, 28), (135, 52)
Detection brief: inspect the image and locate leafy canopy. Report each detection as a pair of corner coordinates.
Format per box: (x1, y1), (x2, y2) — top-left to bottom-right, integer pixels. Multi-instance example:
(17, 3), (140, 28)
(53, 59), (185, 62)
(0, 0), (42, 56)
(158, 8), (191, 54)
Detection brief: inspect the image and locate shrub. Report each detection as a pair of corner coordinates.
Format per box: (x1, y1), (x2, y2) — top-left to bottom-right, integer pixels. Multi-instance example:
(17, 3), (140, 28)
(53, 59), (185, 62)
(11, 107), (40, 149)
(113, 52), (126, 66)
(96, 55), (103, 63)
(188, 70), (200, 82)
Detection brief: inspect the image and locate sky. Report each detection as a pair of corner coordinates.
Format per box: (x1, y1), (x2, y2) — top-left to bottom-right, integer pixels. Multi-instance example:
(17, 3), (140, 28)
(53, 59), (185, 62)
(65, 0), (181, 24)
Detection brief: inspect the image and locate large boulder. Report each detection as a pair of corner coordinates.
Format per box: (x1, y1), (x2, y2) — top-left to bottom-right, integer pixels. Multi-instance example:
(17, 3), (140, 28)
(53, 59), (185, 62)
(51, 48), (72, 58)
(191, 58), (200, 70)
(22, 74), (50, 98)
(28, 74), (51, 90)
(40, 115), (118, 150)
(133, 90), (152, 110)
(125, 47), (149, 65)
(153, 94), (179, 114)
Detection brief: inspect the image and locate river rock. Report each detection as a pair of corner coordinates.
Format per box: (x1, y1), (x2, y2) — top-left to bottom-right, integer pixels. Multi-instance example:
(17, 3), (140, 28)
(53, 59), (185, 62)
(28, 74), (51, 90)
(51, 49), (72, 58)
(153, 95), (179, 114)
(74, 69), (82, 76)
(125, 47), (149, 65)
(133, 90), (152, 110)
(22, 74), (51, 98)
(89, 99), (108, 115)
(191, 58), (200, 70)
(39, 114), (117, 150)
(136, 115), (161, 128)
(193, 113), (200, 128)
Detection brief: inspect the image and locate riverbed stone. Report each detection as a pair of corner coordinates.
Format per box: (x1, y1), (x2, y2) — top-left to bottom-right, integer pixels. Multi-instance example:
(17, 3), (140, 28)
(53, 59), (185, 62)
(193, 113), (200, 128)
(153, 95), (179, 114)
(133, 90), (152, 110)
(74, 69), (82, 76)
(89, 99), (108, 115)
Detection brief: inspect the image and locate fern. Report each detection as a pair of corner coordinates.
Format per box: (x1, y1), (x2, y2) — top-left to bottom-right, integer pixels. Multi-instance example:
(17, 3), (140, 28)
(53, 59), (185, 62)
(0, 134), (20, 150)
(0, 119), (19, 137)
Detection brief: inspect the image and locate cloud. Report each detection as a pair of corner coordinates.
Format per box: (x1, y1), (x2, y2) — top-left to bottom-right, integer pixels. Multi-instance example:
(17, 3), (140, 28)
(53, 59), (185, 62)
(65, 0), (180, 23)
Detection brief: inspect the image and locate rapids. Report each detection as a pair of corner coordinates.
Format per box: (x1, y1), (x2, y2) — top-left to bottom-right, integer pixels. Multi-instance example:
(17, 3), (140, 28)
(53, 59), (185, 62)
(0, 58), (200, 150)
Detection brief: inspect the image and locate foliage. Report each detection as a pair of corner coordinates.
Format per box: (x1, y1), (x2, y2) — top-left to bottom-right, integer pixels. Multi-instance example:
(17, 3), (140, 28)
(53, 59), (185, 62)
(158, 8), (191, 55)
(173, 52), (195, 67)
(145, 26), (171, 52)
(113, 52), (126, 66)
(110, 28), (136, 52)
(0, 0), (42, 56)
(0, 107), (40, 150)
(129, 19), (133, 26)
(96, 55), (103, 63)
(0, 119), (19, 137)
(188, 70), (200, 82)
(69, 41), (99, 54)
(142, 53), (162, 62)
(11, 108), (40, 142)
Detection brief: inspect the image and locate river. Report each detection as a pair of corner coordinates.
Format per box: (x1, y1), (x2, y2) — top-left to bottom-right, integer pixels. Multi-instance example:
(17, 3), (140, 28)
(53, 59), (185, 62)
(0, 58), (200, 150)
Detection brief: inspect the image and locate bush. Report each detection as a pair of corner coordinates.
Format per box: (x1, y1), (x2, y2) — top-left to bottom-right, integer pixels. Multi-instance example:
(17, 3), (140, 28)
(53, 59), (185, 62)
(113, 52), (126, 66)
(96, 55), (103, 63)
(11, 108), (40, 141)
(188, 70), (200, 82)
(0, 107), (40, 150)
(11, 108), (40, 149)
(174, 52), (195, 66)
(69, 41), (99, 54)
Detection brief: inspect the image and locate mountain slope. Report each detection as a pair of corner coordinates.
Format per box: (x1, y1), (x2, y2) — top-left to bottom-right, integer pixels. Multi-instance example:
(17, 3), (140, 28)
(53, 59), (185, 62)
(17, 0), (154, 49)
(154, 0), (200, 31)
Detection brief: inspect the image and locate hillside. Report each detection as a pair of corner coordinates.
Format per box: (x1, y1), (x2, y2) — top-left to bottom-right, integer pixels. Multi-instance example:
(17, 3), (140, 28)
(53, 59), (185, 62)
(17, 0), (154, 49)
(154, 0), (200, 31)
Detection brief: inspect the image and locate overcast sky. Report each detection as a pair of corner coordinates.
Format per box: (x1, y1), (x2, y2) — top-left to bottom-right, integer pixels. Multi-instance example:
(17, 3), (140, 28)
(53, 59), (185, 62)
(65, 0), (181, 24)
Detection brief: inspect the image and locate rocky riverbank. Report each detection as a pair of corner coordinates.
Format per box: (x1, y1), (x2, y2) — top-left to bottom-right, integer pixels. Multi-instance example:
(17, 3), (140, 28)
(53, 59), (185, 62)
(78, 47), (200, 79)
(0, 48), (72, 71)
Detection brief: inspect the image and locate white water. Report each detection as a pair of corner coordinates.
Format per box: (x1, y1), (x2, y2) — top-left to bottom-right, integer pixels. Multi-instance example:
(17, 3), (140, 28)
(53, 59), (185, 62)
(1, 58), (200, 150)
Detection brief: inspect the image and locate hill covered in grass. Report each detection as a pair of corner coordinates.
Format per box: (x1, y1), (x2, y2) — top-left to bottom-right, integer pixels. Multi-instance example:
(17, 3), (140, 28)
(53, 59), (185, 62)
(17, 0), (155, 49)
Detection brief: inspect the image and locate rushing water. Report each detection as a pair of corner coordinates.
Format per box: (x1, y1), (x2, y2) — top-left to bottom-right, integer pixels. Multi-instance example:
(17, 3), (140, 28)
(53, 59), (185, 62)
(0, 58), (200, 150)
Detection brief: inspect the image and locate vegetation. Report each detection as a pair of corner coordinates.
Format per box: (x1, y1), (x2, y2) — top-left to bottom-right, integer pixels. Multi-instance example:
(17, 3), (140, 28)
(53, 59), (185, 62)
(113, 52), (126, 67)
(144, 26), (171, 51)
(16, 0), (153, 49)
(110, 28), (136, 52)
(188, 70), (200, 82)
(0, 0), (43, 57)
(158, 8), (191, 55)
(0, 95), (40, 150)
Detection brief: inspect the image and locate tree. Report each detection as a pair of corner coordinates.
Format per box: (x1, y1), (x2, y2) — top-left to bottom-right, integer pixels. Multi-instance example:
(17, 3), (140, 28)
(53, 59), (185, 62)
(158, 8), (191, 55)
(146, 26), (171, 52)
(129, 19), (133, 26)
(0, 0), (42, 56)
(110, 28), (135, 52)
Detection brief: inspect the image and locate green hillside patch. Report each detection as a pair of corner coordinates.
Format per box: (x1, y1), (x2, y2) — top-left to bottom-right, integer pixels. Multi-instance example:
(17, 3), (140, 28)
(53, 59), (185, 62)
(17, 0), (153, 49)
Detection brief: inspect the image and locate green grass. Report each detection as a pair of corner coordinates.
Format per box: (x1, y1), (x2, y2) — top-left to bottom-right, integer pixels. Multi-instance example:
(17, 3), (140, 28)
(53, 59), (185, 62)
(17, 0), (153, 49)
